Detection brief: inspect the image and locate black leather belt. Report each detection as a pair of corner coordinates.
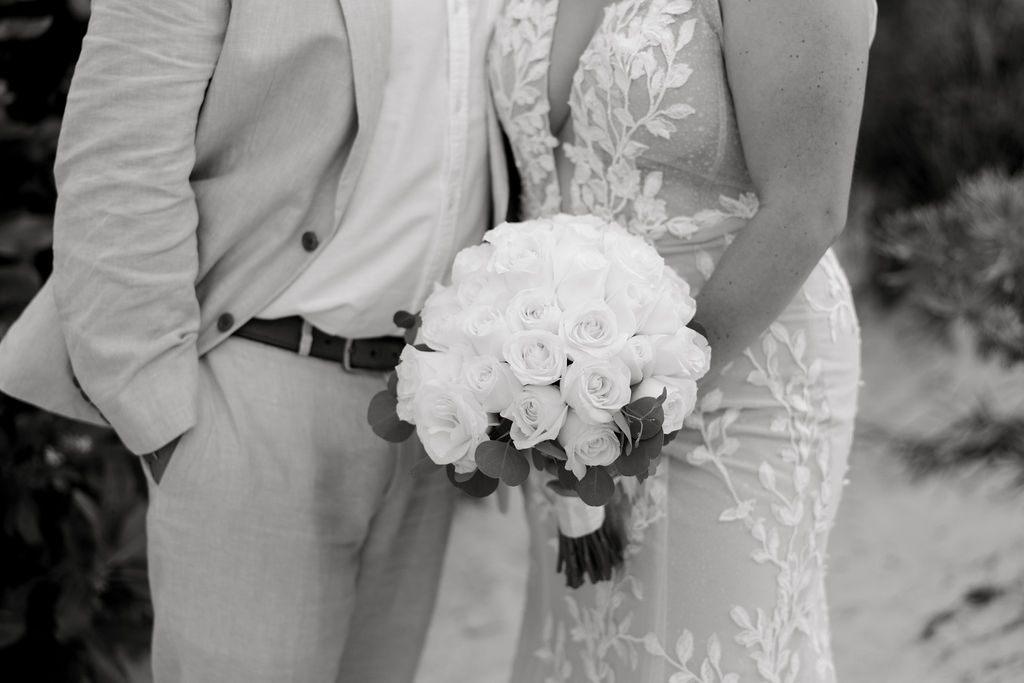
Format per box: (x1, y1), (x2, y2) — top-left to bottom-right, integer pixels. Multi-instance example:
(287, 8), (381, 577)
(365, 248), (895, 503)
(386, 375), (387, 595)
(234, 317), (405, 372)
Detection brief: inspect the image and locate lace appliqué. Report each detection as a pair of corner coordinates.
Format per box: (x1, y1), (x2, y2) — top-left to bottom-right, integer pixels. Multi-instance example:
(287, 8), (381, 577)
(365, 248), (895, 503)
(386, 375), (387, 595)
(804, 250), (859, 343)
(565, 0), (757, 241)
(682, 321), (839, 682)
(489, 0), (562, 218)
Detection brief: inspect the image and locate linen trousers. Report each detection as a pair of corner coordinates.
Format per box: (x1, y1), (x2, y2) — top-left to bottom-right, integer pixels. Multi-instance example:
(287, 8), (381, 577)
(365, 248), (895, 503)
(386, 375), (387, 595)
(144, 336), (456, 683)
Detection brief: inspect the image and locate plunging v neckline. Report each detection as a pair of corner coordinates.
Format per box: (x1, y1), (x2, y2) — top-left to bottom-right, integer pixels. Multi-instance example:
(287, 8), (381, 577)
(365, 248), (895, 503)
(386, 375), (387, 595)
(541, 0), (621, 210)
(544, 0), (610, 140)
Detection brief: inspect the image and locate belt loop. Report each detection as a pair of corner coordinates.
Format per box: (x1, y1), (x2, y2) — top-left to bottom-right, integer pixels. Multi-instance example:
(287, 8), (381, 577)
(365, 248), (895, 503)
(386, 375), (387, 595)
(298, 319), (314, 357)
(342, 338), (355, 373)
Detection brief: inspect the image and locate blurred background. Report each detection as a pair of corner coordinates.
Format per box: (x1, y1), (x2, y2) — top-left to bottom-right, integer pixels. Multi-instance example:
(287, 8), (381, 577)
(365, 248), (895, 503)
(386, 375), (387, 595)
(1, 1), (1023, 681)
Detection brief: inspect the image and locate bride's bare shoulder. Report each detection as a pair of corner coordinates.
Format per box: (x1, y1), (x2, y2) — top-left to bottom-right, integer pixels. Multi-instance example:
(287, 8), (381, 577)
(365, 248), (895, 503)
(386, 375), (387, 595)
(718, 0), (876, 49)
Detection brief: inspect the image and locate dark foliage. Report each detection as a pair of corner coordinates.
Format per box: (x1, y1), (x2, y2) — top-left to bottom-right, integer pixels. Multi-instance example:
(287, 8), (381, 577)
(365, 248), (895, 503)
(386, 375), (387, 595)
(858, 0), (1024, 212)
(879, 170), (1024, 363)
(900, 404), (1024, 488)
(2, 4), (153, 681)
(0, 398), (152, 683)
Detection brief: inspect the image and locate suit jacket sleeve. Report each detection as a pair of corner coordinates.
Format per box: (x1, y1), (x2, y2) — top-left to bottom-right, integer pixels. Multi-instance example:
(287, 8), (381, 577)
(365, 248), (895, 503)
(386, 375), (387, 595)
(51, 0), (230, 455)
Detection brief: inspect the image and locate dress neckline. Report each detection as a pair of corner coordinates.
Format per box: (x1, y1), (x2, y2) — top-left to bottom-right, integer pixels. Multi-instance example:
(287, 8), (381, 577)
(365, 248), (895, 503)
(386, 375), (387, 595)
(545, 0), (614, 141)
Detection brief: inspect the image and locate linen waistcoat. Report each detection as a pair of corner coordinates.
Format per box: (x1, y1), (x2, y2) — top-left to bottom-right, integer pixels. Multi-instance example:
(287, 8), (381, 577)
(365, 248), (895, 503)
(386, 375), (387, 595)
(0, 0), (510, 453)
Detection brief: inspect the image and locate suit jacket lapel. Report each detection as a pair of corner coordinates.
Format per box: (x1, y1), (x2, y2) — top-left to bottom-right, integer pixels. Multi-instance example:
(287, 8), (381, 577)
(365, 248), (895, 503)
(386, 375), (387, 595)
(333, 0), (391, 225)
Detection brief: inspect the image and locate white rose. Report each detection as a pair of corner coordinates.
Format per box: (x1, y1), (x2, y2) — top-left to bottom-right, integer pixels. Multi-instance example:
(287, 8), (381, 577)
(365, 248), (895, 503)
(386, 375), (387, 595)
(552, 245), (610, 311)
(548, 213), (608, 232)
(456, 271), (511, 309)
(606, 279), (659, 331)
(462, 355), (522, 414)
(459, 305), (510, 358)
(559, 300), (635, 360)
(631, 375), (698, 433)
(413, 383), (490, 466)
(484, 219), (553, 249)
(560, 357), (633, 424)
(637, 272), (697, 335)
(557, 410), (622, 480)
(486, 227), (557, 284)
(603, 228), (666, 290)
(649, 328), (712, 380)
(501, 384), (569, 450)
(503, 330), (568, 385)
(617, 335), (656, 384)
(451, 243), (494, 282)
(417, 283), (466, 351)
(451, 451), (479, 476)
(394, 346), (465, 423)
(506, 287), (562, 334)
(550, 216), (608, 252)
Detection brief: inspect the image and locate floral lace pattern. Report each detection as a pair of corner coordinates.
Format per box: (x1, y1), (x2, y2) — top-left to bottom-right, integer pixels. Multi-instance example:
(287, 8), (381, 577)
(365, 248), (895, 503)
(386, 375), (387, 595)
(564, 0), (758, 240)
(489, 0), (562, 218)
(491, 1), (865, 681)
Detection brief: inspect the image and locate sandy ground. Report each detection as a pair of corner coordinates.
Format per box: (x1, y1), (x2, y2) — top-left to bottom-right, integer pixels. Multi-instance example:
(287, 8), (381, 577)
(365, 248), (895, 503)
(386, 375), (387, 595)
(416, 304), (1024, 683)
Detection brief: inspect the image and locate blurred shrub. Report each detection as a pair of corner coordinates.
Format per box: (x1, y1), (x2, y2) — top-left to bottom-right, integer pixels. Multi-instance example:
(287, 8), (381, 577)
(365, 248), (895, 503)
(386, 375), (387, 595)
(1, 4), (152, 682)
(1, 0), (87, 215)
(901, 404), (1024, 487)
(858, 0), (1024, 212)
(880, 169), (1024, 363)
(0, 400), (151, 683)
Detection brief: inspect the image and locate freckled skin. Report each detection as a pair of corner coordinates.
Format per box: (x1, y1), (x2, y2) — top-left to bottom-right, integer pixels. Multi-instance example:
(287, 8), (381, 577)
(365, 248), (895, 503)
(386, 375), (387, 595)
(545, 0), (871, 382)
(692, 0), (872, 380)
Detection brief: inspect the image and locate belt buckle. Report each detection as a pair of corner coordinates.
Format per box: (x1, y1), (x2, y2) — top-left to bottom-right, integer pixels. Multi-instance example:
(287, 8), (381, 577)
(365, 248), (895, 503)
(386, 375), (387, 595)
(342, 337), (356, 372)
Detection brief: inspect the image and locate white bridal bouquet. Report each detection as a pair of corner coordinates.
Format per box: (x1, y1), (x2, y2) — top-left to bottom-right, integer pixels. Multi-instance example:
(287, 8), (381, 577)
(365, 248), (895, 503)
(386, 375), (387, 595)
(369, 214), (710, 587)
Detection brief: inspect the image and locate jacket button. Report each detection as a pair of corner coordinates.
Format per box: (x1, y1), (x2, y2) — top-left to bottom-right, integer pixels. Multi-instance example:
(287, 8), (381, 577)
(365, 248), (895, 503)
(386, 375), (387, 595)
(301, 231), (319, 252)
(217, 313), (234, 332)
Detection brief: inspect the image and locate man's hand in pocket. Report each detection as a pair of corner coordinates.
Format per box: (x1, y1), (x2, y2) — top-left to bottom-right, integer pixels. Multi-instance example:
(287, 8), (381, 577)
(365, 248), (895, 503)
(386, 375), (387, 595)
(143, 435), (182, 485)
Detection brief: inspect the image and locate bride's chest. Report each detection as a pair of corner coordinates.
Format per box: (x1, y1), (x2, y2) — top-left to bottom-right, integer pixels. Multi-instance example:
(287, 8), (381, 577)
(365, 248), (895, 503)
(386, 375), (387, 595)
(489, 0), (737, 181)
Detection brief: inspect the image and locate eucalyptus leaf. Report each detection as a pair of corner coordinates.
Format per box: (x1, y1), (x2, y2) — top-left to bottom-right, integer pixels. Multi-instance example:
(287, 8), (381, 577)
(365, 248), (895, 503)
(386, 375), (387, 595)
(531, 449), (548, 471)
(577, 466), (616, 506)
(534, 439), (567, 461)
(614, 443), (650, 477)
(367, 391), (415, 442)
(623, 390), (667, 443)
(393, 310), (419, 329)
(446, 466), (500, 498)
(557, 463), (580, 492)
(475, 440), (530, 486)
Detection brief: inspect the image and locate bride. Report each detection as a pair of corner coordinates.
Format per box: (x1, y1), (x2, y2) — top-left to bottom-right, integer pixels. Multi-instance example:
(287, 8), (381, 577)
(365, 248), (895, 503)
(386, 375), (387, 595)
(489, 0), (876, 680)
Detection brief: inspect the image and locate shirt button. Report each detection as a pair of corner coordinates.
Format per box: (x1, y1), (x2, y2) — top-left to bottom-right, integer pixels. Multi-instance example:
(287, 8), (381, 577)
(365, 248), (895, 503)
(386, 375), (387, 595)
(301, 231), (319, 252)
(217, 313), (234, 332)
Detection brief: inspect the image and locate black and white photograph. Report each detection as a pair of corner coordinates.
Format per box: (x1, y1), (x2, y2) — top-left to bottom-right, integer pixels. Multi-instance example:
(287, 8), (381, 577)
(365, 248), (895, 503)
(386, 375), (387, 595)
(1, 1), (1022, 682)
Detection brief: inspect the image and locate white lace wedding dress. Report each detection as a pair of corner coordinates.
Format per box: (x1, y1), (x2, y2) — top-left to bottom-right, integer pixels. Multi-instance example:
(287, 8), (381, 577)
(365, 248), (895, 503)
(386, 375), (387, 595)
(488, 1), (875, 681)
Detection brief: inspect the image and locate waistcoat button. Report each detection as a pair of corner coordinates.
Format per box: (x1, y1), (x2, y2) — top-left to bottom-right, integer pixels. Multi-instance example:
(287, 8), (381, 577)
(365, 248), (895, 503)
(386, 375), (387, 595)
(217, 313), (234, 332)
(301, 231), (319, 252)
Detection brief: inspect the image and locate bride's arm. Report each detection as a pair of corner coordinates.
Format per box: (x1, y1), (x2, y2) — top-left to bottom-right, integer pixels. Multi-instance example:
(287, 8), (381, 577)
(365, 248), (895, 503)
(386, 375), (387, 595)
(692, 0), (872, 378)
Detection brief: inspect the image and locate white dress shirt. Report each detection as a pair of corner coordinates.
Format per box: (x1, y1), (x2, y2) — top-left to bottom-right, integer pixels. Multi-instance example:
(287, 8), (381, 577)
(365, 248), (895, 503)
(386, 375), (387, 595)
(261, 0), (493, 337)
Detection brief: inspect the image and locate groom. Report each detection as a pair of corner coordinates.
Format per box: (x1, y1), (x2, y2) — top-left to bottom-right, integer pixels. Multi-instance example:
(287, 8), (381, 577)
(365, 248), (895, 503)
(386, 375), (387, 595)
(0, 0), (506, 680)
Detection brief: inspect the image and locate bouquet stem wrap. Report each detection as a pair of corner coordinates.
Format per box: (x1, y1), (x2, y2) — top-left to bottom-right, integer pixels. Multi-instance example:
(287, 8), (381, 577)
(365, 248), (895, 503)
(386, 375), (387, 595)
(554, 496), (625, 588)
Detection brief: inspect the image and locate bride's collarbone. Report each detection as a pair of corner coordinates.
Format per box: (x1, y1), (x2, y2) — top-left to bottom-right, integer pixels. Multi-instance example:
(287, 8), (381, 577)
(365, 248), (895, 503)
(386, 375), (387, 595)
(546, 0), (616, 138)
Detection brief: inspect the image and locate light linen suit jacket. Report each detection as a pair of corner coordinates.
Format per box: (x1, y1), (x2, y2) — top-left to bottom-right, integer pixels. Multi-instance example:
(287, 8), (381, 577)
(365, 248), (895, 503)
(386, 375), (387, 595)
(0, 0), (509, 454)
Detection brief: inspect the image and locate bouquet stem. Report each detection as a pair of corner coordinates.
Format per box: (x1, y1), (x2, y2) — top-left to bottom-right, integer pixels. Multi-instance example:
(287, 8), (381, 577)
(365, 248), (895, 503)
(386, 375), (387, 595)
(554, 496), (625, 588)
